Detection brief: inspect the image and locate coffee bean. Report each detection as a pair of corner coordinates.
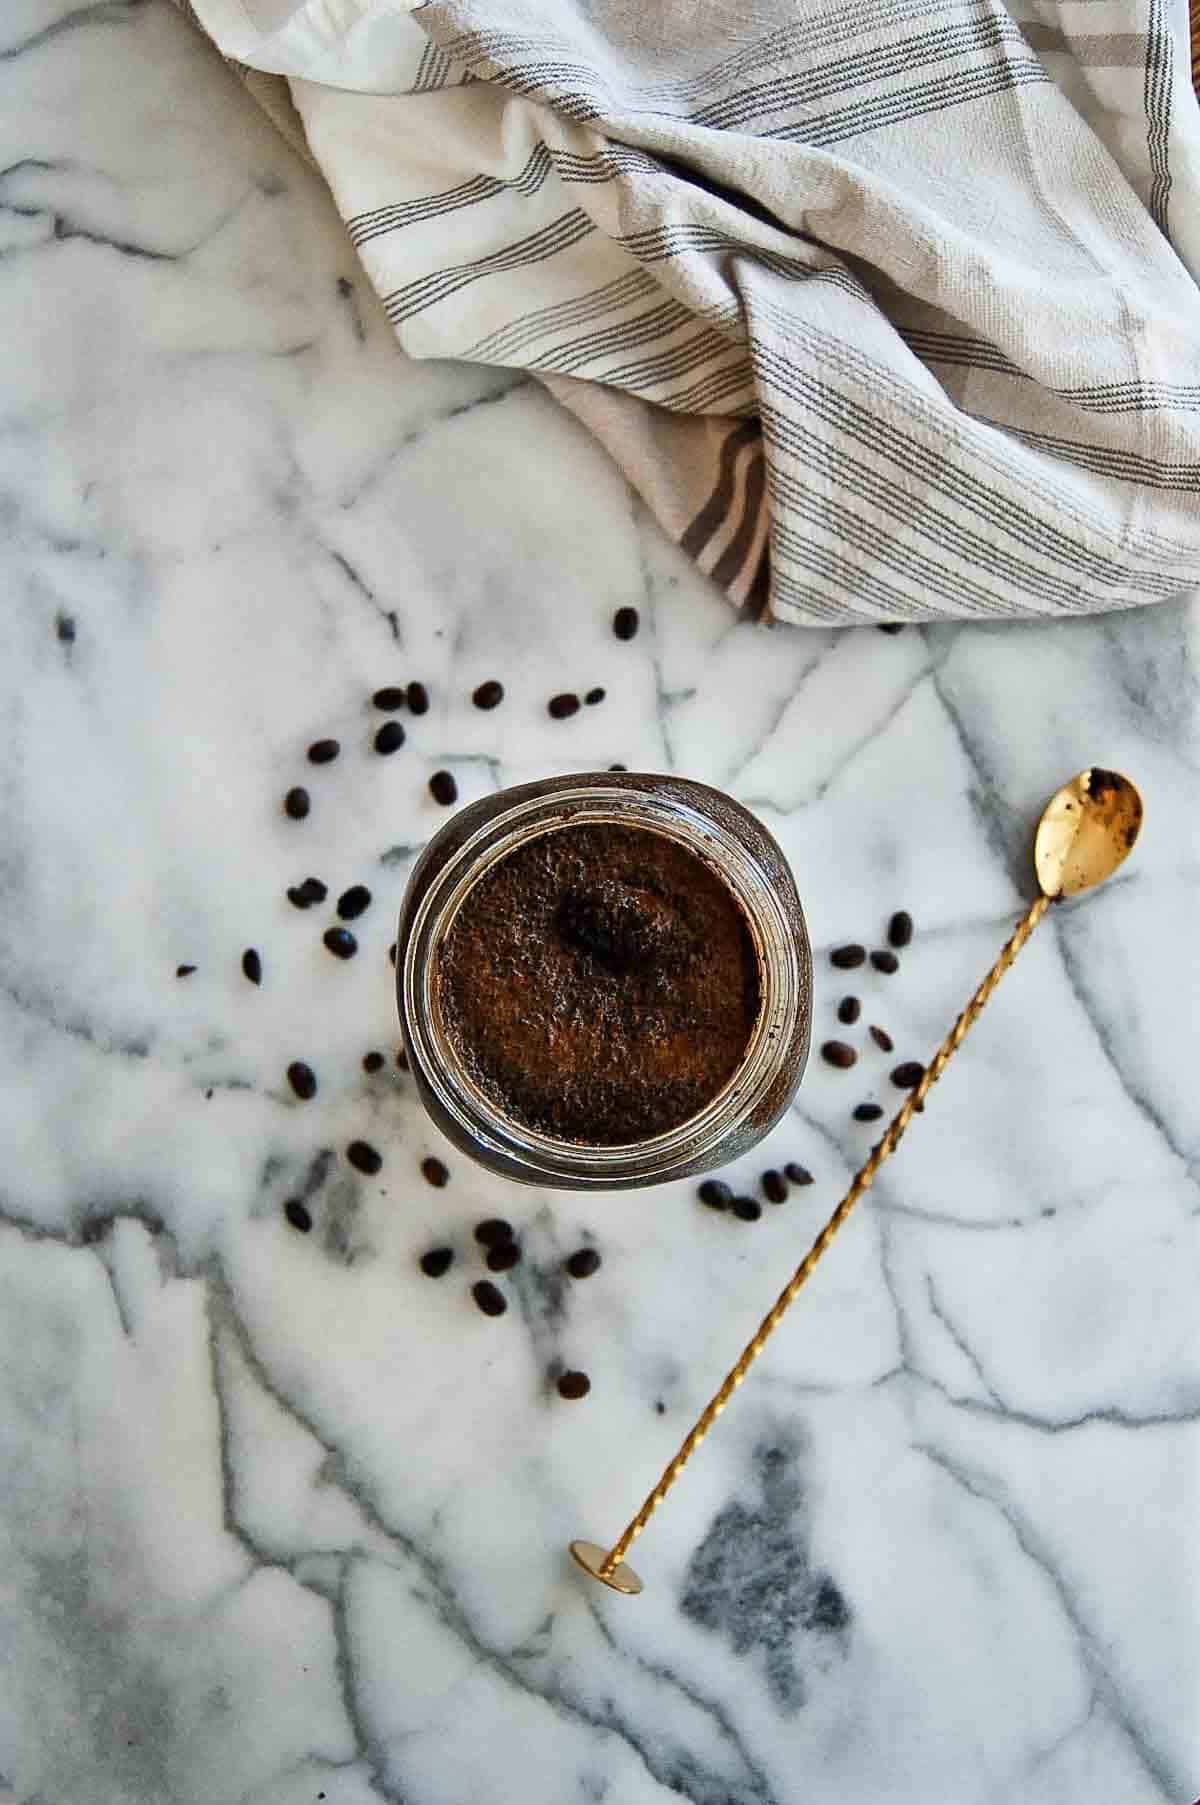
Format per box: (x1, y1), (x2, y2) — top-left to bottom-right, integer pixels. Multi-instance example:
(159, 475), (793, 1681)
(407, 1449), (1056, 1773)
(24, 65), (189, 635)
(548, 693), (580, 720)
(472, 1280), (507, 1317)
(284, 786), (311, 820)
(429, 771), (458, 806)
(420, 1247), (453, 1278)
(871, 949), (900, 974)
(732, 1196), (762, 1221)
(474, 1217), (513, 1248)
(888, 910), (914, 948)
(870, 1025), (894, 1053)
(388, 943), (397, 966)
(323, 927), (358, 960)
(892, 1061), (925, 1089)
(372, 686), (406, 710)
(853, 1102), (884, 1122)
(877, 622), (905, 635)
(473, 680), (504, 710)
(557, 1370), (591, 1399)
(566, 1248), (601, 1279)
(307, 738), (340, 765)
(585, 687), (606, 705)
(362, 1050), (385, 1073)
(395, 1046), (409, 1071)
(286, 1061), (317, 1100)
(242, 948), (262, 985)
(176, 964), (196, 978)
(698, 1179), (732, 1210)
(612, 606), (640, 641)
(837, 996), (861, 1025)
(287, 877), (327, 909)
(785, 1162), (813, 1186)
(284, 1198), (312, 1234)
(761, 1168), (788, 1204)
(821, 1040), (857, 1069)
(830, 944), (866, 969)
(487, 1241), (521, 1273)
(374, 721), (405, 755)
(608, 763), (627, 772)
(337, 884), (371, 921)
(406, 681), (430, 715)
(346, 1139), (382, 1175)
(421, 1156), (449, 1189)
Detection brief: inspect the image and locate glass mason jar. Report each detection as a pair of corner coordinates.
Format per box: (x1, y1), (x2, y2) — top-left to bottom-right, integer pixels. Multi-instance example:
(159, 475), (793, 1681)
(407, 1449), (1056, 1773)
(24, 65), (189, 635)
(395, 772), (811, 1190)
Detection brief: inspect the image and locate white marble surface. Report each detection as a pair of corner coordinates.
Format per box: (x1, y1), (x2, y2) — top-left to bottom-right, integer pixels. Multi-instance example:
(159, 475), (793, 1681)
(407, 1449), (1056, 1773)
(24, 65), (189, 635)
(2, 5), (1199, 1802)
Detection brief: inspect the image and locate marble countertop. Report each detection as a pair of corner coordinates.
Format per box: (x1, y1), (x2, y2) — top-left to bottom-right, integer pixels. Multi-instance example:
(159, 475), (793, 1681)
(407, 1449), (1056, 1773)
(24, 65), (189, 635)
(2, 5), (1199, 1802)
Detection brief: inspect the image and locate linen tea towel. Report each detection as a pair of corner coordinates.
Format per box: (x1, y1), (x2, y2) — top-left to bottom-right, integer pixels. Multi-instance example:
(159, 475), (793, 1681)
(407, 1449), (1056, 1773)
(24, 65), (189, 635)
(185, 0), (1200, 626)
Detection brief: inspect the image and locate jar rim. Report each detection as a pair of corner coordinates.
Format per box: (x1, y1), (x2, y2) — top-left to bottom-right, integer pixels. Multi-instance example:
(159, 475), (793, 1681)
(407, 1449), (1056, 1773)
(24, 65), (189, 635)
(398, 779), (810, 1188)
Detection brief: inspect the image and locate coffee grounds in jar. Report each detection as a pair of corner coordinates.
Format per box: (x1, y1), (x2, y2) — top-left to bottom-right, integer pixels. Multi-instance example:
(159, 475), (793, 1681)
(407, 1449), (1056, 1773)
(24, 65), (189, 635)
(437, 822), (760, 1145)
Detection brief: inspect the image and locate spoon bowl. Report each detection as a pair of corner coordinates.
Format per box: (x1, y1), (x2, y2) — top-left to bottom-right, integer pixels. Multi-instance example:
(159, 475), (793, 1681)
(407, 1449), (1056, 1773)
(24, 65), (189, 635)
(1034, 768), (1143, 900)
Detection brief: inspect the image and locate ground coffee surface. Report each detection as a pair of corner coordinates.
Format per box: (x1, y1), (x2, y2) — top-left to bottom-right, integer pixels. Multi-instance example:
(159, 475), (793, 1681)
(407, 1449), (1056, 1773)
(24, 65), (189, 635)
(437, 822), (760, 1144)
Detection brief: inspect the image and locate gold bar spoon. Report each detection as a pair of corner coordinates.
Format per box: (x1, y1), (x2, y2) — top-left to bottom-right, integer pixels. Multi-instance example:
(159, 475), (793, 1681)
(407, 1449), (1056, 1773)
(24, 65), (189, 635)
(570, 768), (1144, 1597)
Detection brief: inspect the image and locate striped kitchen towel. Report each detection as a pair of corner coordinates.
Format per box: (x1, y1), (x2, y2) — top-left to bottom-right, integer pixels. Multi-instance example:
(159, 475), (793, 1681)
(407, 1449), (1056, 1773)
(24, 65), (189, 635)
(186, 0), (1200, 625)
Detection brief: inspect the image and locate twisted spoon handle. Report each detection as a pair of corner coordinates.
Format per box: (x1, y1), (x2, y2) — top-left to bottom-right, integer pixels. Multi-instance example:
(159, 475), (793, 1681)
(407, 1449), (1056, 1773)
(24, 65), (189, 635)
(597, 892), (1051, 1579)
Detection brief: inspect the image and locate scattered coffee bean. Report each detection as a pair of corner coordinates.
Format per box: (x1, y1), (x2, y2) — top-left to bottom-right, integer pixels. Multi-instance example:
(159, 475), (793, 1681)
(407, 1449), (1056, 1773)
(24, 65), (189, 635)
(837, 996), (861, 1025)
(698, 1178), (732, 1210)
(761, 1169), (788, 1204)
(406, 681), (430, 715)
(284, 1198), (312, 1234)
(284, 786), (311, 820)
(821, 1040), (857, 1069)
(421, 1156), (449, 1188)
(566, 1248), (602, 1279)
(372, 686), (406, 710)
(420, 1247), (453, 1278)
(242, 948), (262, 985)
(338, 884), (371, 921)
(346, 1139), (382, 1175)
(474, 1217), (514, 1248)
(892, 1061), (925, 1089)
(374, 721), (405, 755)
(287, 876), (327, 909)
(388, 943), (397, 966)
(557, 1370), (591, 1399)
(870, 1025), (894, 1053)
(286, 1061), (317, 1101)
(176, 964), (196, 978)
(888, 909), (913, 948)
(548, 692), (580, 720)
(473, 680), (504, 710)
(429, 770), (458, 806)
(612, 606), (640, 641)
(877, 622), (905, 635)
(732, 1195), (762, 1221)
(395, 1046), (409, 1071)
(785, 1162), (813, 1186)
(830, 943), (866, 969)
(871, 949), (900, 974)
(323, 927), (358, 960)
(585, 687), (606, 705)
(56, 613), (76, 643)
(362, 1050), (385, 1073)
(608, 762), (627, 772)
(853, 1102), (884, 1122)
(307, 738), (340, 765)
(487, 1241), (521, 1273)
(472, 1280), (507, 1317)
